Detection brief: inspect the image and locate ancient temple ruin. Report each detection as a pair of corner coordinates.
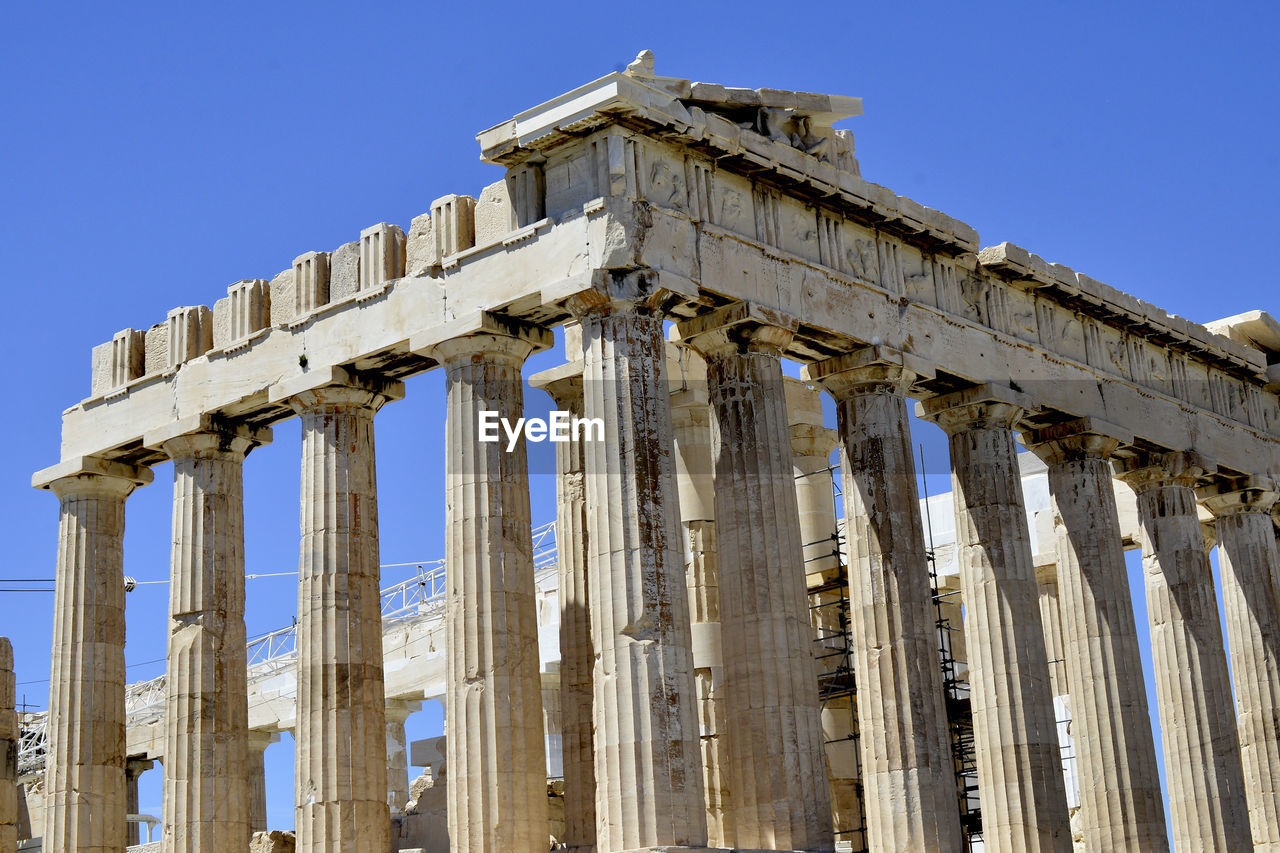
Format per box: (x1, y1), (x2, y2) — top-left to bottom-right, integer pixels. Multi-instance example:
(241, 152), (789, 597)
(11, 52), (1280, 853)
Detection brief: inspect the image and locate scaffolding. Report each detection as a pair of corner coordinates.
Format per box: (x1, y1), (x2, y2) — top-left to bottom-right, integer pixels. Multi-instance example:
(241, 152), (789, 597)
(807, 530), (867, 852)
(806, 454), (984, 852)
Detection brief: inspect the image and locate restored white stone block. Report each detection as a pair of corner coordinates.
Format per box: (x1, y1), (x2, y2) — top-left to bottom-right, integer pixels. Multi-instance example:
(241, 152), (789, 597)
(292, 251), (330, 315)
(359, 223), (405, 290)
(330, 241), (360, 301)
(429, 195), (476, 260)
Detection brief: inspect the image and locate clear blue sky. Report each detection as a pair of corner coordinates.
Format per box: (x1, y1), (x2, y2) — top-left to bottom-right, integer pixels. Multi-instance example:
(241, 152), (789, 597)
(3, 0), (1276, 835)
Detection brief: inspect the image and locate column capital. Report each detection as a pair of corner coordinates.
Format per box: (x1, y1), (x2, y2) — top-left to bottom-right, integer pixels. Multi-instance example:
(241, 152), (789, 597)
(1033, 553), (1059, 585)
(247, 729), (280, 751)
(385, 699), (422, 724)
(789, 422), (838, 459)
(1022, 416), (1134, 463)
(1199, 476), (1279, 517)
(916, 383), (1035, 435)
(269, 365), (406, 414)
(801, 344), (935, 400)
(563, 268), (687, 321)
(124, 756), (155, 777)
(1114, 451), (1213, 493)
(33, 455), (153, 497)
(675, 301), (798, 360)
(410, 310), (552, 366)
(529, 360), (585, 412)
(143, 414), (272, 460)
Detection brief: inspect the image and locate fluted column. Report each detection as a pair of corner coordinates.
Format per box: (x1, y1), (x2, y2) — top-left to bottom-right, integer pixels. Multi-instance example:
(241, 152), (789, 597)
(803, 346), (962, 853)
(1114, 454), (1251, 851)
(34, 457), (152, 853)
(283, 370), (402, 853)
(785, 378), (841, 583)
(531, 358), (596, 852)
(567, 272), (707, 851)
(1201, 476), (1280, 849)
(148, 418), (268, 853)
(246, 731), (277, 833)
(124, 758), (154, 846)
(667, 341), (728, 848)
(680, 303), (833, 851)
(1, 638), (15, 853)
(419, 318), (551, 853)
(1024, 419), (1167, 852)
(384, 701), (418, 815)
(920, 386), (1070, 852)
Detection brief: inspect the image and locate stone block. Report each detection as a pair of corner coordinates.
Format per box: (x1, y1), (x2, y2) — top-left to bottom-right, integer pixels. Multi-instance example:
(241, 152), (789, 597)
(268, 268), (295, 325)
(144, 322), (169, 375)
(406, 212), (435, 275)
(230, 279), (271, 341)
(429, 194), (476, 260)
(508, 165), (546, 226)
(249, 830), (295, 853)
(165, 305), (213, 368)
(212, 297), (232, 349)
(359, 223), (405, 290)
(474, 180), (515, 247)
(330, 241), (361, 301)
(90, 328), (145, 395)
(292, 251), (330, 315)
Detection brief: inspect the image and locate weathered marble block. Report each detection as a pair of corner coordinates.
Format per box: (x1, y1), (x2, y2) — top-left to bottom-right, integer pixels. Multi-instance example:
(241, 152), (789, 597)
(430, 194), (476, 260)
(474, 180), (515, 247)
(213, 279), (271, 348)
(292, 250), (330, 315)
(329, 241), (361, 302)
(90, 328), (145, 395)
(359, 223), (405, 290)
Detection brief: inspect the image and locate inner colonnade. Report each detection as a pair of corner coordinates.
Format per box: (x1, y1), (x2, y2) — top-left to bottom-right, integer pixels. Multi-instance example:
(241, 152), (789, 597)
(23, 54), (1280, 853)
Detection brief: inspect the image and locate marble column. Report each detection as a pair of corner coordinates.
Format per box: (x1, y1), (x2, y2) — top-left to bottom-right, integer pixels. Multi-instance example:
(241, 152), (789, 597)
(666, 341), (728, 848)
(385, 701), (419, 815)
(1201, 476), (1280, 849)
(34, 457), (152, 853)
(803, 346), (962, 853)
(530, 357), (596, 851)
(148, 418), (269, 853)
(246, 731), (278, 833)
(283, 370), (403, 853)
(124, 758), (154, 845)
(919, 386), (1070, 852)
(1024, 419), (1168, 852)
(785, 378), (841, 580)
(1116, 453), (1250, 851)
(1, 638), (15, 853)
(420, 318), (551, 853)
(680, 303), (833, 850)
(568, 273), (707, 851)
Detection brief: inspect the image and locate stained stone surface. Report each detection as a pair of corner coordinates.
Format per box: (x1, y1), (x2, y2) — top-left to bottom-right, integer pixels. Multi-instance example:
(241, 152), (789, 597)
(805, 347), (963, 853)
(921, 388), (1071, 852)
(1027, 422), (1169, 853)
(1203, 479), (1280, 850)
(427, 327), (550, 853)
(1118, 455), (1251, 851)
